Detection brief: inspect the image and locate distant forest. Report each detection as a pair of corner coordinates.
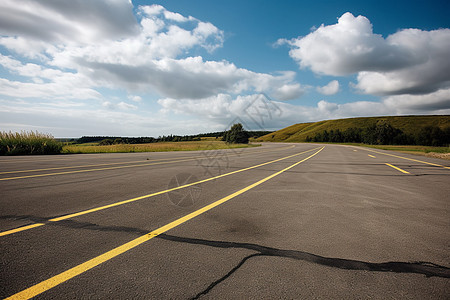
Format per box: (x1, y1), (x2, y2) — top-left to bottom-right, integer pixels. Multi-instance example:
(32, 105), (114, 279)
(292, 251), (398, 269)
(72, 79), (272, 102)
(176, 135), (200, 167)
(74, 130), (272, 145)
(305, 124), (450, 146)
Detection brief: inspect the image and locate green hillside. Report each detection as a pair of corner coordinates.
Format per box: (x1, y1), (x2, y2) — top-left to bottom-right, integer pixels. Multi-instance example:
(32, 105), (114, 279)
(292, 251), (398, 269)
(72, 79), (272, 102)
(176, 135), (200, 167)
(256, 115), (450, 143)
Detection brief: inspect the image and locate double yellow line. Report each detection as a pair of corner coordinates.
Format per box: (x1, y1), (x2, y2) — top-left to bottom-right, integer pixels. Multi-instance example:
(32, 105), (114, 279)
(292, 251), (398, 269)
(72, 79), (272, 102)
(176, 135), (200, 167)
(4, 147), (324, 300)
(0, 146), (316, 237)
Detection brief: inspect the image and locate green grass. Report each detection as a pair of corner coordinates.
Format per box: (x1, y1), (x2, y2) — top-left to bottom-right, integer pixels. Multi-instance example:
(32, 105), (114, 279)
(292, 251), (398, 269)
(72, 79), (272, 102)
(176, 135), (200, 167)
(257, 115), (450, 143)
(354, 144), (450, 154)
(0, 131), (63, 155)
(63, 141), (259, 154)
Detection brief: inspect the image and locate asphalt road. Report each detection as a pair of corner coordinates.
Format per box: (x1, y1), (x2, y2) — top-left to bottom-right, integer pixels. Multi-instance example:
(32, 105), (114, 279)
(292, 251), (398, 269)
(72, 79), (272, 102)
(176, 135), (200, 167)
(0, 143), (449, 299)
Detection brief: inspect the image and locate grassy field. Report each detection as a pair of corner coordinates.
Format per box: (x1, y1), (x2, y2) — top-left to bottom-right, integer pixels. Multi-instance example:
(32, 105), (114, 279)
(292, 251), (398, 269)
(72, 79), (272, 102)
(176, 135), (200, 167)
(357, 144), (450, 154)
(357, 144), (450, 160)
(257, 115), (450, 143)
(63, 141), (259, 154)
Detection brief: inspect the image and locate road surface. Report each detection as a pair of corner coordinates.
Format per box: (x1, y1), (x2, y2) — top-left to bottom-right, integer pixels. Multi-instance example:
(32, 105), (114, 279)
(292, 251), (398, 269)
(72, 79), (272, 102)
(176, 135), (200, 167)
(1, 143), (449, 299)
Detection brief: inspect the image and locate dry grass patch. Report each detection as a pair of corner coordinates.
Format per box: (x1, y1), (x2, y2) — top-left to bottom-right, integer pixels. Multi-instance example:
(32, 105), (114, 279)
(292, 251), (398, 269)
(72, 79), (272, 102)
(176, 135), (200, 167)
(63, 141), (259, 154)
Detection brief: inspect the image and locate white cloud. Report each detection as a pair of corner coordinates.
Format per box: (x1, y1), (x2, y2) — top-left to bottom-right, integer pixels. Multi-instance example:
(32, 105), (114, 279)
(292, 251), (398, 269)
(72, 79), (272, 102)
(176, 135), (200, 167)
(128, 95), (142, 102)
(117, 101), (137, 110)
(273, 83), (306, 100)
(158, 92), (450, 131)
(285, 12), (450, 96)
(0, 0), (300, 102)
(383, 88), (450, 112)
(0, 0), (139, 58)
(0, 54), (100, 99)
(3, 3), (446, 137)
(317, 80), (340, 95)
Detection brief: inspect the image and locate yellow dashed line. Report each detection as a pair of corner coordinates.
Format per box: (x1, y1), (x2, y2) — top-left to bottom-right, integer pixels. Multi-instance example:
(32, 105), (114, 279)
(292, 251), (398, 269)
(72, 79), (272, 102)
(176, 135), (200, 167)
(363, 148), (450, 170)
(385, 163), (410, 174)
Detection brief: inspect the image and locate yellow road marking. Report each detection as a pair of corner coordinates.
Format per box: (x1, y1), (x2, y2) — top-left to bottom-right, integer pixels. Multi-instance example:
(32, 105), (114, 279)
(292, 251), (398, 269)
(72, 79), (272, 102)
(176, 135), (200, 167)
(368, 154), (376, 158)
(0, 145), (295, 181)
(363, 148), (450, 170)
(385, 163), (410, 174)
(0, 147), (319, 237)
(0, 156), (196, 175)
(353, 150), (357, 152)
(0, 144), (294, 165)
(0, 223), (45, 237)
(0, 158), (199, 181)
(4, 147), (324, 300)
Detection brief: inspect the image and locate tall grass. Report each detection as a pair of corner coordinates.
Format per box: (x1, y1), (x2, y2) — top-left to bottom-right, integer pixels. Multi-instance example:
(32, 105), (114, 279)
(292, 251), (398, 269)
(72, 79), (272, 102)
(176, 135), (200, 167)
(0, 131), (63, 155)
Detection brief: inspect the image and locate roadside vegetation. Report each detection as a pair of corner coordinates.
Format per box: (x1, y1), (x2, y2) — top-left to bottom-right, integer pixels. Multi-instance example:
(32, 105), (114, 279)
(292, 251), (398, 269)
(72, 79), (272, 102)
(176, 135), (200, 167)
(222, 123), (249, 144)
(358, 145), (449, 154)
(0, 129), (259, 156)
(74, 129), (270, 145)
(0, 131), (63, 155)
(305, 123), (449, 146)
(62, 140), (258, 154)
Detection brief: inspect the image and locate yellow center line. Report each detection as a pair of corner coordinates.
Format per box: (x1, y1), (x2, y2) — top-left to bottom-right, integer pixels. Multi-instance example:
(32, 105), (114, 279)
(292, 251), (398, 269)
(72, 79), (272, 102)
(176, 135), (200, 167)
(0, 144), (294, 166)
(4, 147), (324, 300)
(385, 163), (410, 174)
(0, 158), (199, 181)
(362, 148), (450, 170)
(0, 156), (198, 175)
(0, 145), (295, 181)
(0, 147), (319, 237)
(0, 223), (45, 237)
(368, 154), (376, 158)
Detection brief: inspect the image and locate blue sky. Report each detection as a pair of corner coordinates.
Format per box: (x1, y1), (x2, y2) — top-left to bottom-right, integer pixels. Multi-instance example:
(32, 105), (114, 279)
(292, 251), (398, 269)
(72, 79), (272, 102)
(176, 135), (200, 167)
(0, 0), (449, 137)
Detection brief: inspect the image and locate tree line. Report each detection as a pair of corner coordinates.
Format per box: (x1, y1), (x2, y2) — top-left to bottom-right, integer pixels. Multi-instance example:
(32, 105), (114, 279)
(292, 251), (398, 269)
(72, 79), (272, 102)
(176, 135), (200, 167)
(76, 129), (271, 145)
(305, 123), (450, 146)
(97, 135), (201, 145)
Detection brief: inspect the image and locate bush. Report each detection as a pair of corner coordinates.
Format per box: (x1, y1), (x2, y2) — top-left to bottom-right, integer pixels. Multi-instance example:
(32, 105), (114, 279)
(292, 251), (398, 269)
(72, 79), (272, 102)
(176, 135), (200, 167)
(223, 123), (249, 144)
(99, 139), (114, 145)
(0, 131), (62, 155)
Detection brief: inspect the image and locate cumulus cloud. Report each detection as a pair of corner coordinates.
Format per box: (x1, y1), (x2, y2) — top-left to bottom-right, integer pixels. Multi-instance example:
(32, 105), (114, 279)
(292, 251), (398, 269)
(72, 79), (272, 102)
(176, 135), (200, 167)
(316, 80), (339, 95)
(273, 83), (305, 100)
(383, 88), (450, 112)
(159, 92), (450, 131)
(0, 54), (100, 99)
(128, 95), (142, 102)
(0, 98), (180, 137)
(117, 101), (137, 110)
(0, 0), (302, 103)
(0, 0), (139, 57)
(158, 93), (378, 129)
(284, 12), (450, 97)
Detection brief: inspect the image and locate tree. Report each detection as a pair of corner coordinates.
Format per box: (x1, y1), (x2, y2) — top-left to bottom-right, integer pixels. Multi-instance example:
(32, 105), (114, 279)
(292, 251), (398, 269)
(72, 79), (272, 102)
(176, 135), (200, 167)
(416, 126), (448, 146)
(223, 123), (249, 144)
(99, 139), (114, 145)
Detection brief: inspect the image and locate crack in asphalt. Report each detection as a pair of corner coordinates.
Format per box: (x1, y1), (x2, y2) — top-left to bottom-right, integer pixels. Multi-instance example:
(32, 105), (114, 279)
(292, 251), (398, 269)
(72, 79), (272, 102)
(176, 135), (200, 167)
(2, 215), (449, 298)
(157, 233), (450, 299)
(190, 253), (264, 300)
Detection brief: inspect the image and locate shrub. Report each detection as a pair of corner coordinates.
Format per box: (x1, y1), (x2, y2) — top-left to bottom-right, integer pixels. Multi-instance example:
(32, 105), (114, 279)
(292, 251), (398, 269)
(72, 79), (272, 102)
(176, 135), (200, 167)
(99, 139), (114, 145)
(223, 123), (249, 144)
(0, 131), (62, 155)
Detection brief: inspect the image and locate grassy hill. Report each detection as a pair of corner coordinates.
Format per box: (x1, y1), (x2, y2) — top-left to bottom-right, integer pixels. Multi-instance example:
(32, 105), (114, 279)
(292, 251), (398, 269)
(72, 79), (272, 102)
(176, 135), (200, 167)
(256, 115), (450, 143)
